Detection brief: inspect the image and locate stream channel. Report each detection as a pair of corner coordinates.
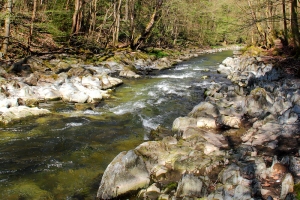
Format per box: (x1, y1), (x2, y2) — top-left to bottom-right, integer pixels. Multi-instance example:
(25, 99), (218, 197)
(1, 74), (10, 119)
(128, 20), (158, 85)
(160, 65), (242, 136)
(0, 50), (233, 199)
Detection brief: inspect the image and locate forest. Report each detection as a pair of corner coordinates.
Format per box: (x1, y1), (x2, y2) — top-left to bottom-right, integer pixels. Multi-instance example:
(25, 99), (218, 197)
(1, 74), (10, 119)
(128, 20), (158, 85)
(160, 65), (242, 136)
(0, 0), (300, 58)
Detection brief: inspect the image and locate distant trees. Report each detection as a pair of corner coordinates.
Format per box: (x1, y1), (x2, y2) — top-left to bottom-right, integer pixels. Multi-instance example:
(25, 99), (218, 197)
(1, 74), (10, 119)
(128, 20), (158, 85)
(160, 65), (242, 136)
(0, 0), (299, 57)
(237, 0), (300, 49)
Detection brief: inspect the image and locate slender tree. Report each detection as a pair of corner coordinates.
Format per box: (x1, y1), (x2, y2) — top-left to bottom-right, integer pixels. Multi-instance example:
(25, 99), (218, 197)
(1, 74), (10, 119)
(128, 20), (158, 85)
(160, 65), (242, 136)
(291, 0), (300, 48)
(28, 0), (37, 52)
(282, 0), (288, 45)
(1, 0), (13, 56)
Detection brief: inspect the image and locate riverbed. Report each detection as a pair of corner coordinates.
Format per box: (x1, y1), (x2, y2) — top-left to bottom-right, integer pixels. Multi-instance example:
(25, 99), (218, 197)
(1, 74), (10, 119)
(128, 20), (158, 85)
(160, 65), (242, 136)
(0, 51), (232, 199)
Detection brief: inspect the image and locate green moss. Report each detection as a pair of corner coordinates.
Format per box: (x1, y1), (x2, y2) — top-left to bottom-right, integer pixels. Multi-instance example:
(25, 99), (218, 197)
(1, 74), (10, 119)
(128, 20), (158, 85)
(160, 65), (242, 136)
(242, 46), (266, 56)
(294, 183), (300, 199)
(147, 49), (169, 58)
(4, 182), (53, 200)
(163, 182), (178, 191)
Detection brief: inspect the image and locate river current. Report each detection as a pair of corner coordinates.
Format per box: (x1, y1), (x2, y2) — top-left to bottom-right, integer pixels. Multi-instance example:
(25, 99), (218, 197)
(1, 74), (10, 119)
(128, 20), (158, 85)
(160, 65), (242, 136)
(0, 51), (232, 199)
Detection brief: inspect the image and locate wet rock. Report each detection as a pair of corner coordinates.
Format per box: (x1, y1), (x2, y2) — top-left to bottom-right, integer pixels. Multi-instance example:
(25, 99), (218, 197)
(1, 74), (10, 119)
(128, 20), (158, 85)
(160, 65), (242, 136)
(74, 103), (95, 111)
(97, 150), (150, 199)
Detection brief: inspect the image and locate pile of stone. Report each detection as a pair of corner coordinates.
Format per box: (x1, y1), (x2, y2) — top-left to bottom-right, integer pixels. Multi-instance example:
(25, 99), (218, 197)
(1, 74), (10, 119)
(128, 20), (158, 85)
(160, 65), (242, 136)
(97, 55), (300, 199)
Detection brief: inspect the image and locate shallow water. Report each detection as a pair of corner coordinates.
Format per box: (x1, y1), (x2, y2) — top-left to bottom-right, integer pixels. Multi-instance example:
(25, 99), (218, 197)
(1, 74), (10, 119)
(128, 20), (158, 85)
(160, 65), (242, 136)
(0, 51), (232, 199)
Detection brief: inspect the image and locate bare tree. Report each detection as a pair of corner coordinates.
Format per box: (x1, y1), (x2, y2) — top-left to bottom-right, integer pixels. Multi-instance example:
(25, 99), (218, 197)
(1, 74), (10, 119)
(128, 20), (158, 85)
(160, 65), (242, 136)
(1, 0), (13, 57)
(282, 0), (288, 44)
(28, 0), (37, 52)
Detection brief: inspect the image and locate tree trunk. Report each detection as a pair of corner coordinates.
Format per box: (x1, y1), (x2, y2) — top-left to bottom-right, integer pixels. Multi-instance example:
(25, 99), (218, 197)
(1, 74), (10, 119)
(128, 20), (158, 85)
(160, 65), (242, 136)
(282, 0), (288, 45)
(112, 0), (122, 47)
(96, 4), (113, 44)
(124, 0), (128, 21)
(247, 0), (267, 46)
(1, 0), (13, 57)
(88, 0), (97, 35)
(71, 0), (84, 34)
(28, 0), (37, 52)
(129, 0), (135, 42)
(291, 0), (300, 48)
(131, 0), (163, 49)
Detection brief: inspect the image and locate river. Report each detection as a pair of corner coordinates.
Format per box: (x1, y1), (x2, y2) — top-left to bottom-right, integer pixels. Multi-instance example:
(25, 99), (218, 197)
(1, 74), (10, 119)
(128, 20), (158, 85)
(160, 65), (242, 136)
(0, 50), (232, 199)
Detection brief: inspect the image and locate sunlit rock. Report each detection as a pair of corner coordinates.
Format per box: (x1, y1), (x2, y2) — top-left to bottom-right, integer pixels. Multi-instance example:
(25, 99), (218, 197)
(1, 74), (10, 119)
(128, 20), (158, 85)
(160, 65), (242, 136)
(81, 75), (102, 88)
(175, 174), (203, 198)
(99, 74), (123, 89)
(0, 106), (50, 124)
(217, 64), (232, 75)
(196, 117), (216, 129)
(280, 173), (294, 200)
(216, 115), (241, 129)
(233, 185), (252, 200)
(138, 183), (161, 199)
(36, 86), (61, 101)
(69, 91), (89, 103)
(188, 102), (219, 118)
(172, 117), (197, 132)
(97, 150), (150, 199)
(119, 70), (141, 78)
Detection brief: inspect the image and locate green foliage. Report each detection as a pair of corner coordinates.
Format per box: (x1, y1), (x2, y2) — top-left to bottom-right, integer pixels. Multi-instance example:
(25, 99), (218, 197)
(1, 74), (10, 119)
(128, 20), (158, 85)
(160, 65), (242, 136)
(147, 49), (169, 58)
(36, 23), (69, 43)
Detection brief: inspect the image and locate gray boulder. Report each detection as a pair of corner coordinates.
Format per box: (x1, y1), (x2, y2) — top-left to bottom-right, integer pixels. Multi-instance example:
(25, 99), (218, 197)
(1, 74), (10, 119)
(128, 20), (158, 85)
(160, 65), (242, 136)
(97, 150), (150, 199)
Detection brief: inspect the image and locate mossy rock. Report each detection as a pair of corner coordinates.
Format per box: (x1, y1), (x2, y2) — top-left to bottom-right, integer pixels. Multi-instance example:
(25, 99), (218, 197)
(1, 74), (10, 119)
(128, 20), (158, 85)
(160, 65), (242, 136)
(149, 125), (173, 141)
(8, 182), (53, 200)
(74, 103), (96, 111)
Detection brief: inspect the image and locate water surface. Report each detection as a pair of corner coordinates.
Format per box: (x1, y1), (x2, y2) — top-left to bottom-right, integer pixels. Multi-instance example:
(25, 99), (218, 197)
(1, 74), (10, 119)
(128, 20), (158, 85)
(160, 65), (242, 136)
(0, 51), (232, 199)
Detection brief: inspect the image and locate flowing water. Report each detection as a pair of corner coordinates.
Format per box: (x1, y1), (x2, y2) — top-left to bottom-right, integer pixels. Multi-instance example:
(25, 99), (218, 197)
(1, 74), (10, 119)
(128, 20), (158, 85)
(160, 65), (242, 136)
(0, 51), (232, 199)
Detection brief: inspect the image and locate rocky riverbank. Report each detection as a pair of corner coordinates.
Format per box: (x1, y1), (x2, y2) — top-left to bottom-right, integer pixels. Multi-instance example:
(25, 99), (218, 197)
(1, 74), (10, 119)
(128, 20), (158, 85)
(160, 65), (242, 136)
(96, 55), (300, 199)
(0, 47), (232, 125)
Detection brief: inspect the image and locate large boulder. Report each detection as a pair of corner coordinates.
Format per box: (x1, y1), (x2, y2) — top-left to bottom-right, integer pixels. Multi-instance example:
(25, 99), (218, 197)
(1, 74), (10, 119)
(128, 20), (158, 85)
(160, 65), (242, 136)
(97, 150), (150, 199)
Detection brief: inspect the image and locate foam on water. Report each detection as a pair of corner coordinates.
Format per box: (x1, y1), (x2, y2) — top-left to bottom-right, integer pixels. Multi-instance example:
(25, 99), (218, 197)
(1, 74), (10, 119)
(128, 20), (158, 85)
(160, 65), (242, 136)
(140, 115), (160, 131)
(155, 72), (196, 79)
(51, 118), (89, 131)
(174, 65), (189, 70)
(83, 110), (102, 115)
(110, 100), (146, 115)
(65, 122), (83, 127)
